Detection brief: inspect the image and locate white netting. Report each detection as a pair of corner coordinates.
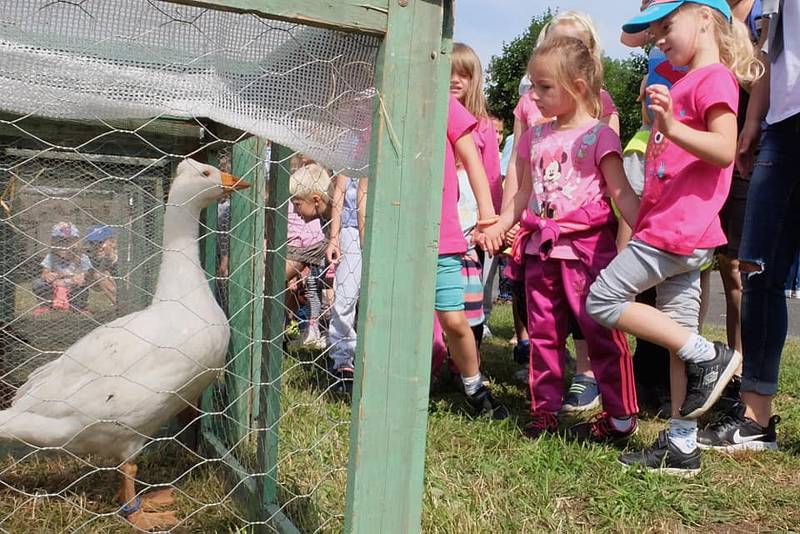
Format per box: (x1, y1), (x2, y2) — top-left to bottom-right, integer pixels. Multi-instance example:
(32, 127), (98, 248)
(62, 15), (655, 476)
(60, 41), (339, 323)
(0, 1), (372, 531)
(0, 0), (379, 174)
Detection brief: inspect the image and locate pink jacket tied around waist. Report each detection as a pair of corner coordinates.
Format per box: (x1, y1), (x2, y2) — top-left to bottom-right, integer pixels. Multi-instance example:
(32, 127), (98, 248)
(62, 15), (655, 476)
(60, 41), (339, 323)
(504, 199), (619, 281)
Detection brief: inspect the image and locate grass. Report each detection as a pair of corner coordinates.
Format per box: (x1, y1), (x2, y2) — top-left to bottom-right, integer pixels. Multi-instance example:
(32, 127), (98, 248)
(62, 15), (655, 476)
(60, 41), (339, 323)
(0, 303), (799, 532)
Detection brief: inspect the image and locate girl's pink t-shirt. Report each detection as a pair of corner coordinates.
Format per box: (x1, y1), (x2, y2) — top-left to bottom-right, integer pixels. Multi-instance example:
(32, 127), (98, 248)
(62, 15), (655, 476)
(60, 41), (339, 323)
(439, 96), (477, 255)
(518, 119), (622, 259)
(472, 117), (503, 212)
(634, 63), (739, 256)
(514, 89), (618, 128)
(287, 201), (325, 248)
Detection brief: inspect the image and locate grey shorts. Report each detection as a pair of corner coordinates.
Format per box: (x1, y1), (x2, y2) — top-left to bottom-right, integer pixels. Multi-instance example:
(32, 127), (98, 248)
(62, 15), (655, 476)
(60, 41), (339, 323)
(287, 241), (327, 266)
(587, 239), (714, 333)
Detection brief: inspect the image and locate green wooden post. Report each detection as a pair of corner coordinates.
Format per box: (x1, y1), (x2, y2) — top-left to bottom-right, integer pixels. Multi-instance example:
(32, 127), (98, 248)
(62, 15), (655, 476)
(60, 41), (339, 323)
(228, 137), (267, 446)
(344, 1), (453, 532)
(256, 142), (290, 509)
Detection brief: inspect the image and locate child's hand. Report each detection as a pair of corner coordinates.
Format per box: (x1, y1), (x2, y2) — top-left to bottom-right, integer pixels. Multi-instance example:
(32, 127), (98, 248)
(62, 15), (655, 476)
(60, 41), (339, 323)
(476, 222), (505, 255)
(325, 241), (341, 265)
(504, 223), (520, 247)
(646, 84), (675, 135)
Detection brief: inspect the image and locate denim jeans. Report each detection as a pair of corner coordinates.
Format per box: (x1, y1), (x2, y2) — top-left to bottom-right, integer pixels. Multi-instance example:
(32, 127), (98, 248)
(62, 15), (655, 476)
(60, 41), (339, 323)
(739, 113), (800, 396)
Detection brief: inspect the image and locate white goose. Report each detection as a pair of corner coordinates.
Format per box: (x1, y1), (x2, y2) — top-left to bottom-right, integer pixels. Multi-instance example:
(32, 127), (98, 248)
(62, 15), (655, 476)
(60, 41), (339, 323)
(0, 159), (249, 530)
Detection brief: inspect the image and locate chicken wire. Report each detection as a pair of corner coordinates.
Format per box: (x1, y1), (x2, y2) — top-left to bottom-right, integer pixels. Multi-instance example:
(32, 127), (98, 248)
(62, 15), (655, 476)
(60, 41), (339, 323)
(0, 0), (372, 532)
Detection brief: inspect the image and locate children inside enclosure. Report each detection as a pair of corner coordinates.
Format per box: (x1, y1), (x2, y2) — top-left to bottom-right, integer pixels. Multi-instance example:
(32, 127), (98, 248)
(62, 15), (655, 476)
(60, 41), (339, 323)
(32, 221), (92, 316)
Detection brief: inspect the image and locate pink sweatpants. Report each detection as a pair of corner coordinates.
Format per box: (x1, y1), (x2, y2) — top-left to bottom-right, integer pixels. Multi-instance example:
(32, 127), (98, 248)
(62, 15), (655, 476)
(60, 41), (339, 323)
(524, 257), (638, 417)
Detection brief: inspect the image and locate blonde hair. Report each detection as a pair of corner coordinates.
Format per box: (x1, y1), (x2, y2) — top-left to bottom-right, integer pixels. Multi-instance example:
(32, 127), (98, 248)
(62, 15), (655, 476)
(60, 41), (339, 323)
(536, 11), (603, 62)
(529, 36), (604, 118)
(289, 163), (332, 201)
(709, 7), (764, 85)
(451, 42), (489, 119)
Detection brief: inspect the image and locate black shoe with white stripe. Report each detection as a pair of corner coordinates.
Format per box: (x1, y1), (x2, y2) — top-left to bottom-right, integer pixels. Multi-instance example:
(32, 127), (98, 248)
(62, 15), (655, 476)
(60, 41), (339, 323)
(618, 430), (701, 477)
(680, 342), (742, 419)
(697, 413), (779, 452)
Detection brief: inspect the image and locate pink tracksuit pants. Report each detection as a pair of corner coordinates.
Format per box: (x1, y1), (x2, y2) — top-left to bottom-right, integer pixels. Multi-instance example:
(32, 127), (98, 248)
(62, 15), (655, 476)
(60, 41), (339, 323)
(524, 256), (638, 417)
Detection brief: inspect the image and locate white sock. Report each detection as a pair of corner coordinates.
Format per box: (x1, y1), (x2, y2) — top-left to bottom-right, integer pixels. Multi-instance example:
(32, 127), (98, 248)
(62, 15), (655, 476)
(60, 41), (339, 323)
(610, 415), (635, 432)
(676, 333), (715, 363)
(667, 418), (698, 453)
(462, 373), (483, 396)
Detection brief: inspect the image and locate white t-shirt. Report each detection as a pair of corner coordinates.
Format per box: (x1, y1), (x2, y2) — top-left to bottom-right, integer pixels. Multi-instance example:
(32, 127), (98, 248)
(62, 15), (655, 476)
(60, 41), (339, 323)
(766, 1), (800, 124)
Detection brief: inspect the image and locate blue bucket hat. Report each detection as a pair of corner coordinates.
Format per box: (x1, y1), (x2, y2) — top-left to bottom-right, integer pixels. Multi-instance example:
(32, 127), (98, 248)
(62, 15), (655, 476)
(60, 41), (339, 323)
(86, 224), (113, 242)
(622, 0), (732, 34)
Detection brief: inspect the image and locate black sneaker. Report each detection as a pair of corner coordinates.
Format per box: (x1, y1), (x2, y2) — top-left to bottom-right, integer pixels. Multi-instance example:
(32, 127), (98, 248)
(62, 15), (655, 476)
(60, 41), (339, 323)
(513, 340), (530, 365)
(465, 385), (509, 420)
(618, 430), (701, 477)
(680, 342), (742, 419)
(568, 412), (637, 444)
(697, 414), (780, 452)
(709, 375), (742, 418)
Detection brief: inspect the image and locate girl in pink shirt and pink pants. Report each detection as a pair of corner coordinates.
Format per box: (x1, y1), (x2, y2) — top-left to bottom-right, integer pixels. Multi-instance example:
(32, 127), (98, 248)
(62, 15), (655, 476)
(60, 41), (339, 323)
(482, 37), (641, 441)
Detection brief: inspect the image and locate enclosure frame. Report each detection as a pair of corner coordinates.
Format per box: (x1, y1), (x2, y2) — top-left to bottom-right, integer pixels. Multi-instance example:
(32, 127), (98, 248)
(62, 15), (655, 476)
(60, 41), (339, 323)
(172, 0), (455, 531)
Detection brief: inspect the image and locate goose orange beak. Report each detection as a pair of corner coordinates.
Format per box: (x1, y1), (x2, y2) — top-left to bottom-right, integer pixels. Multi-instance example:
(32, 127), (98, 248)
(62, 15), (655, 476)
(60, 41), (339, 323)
(221, 172), (250, 191)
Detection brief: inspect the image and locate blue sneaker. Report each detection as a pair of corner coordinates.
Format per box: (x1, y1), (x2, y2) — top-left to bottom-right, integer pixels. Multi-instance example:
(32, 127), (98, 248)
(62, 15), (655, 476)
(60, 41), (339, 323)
(561, 374), (600, 413)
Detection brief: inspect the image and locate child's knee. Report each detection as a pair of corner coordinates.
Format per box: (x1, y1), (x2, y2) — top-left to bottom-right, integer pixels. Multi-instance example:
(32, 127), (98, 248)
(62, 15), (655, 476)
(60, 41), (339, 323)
(437, 310), (469, 336)
(586, 278), (623, 329)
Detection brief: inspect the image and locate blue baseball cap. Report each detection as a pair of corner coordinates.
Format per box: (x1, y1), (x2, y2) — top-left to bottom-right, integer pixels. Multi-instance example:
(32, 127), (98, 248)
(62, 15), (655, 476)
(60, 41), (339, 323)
(622, 0), (732, 34)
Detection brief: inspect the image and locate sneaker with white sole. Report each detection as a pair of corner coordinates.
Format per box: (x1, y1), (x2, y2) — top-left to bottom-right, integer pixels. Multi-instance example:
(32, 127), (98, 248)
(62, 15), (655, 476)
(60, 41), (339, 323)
(561, 374), (601, 413)
(618, 430), (701, 477)
(697, 413), (779, 452)
(680, 342), (742, 419)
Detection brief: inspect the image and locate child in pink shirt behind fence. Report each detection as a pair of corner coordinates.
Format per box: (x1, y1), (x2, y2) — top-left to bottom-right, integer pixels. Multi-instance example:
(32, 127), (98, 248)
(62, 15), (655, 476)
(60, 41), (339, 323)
(586, 0), (763, 475)
(481, 36), (640, 441)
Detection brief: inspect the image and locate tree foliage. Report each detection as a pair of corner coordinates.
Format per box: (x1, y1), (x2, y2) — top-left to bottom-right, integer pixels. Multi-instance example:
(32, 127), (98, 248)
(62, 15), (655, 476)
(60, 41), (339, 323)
(485, 11), (647, 144)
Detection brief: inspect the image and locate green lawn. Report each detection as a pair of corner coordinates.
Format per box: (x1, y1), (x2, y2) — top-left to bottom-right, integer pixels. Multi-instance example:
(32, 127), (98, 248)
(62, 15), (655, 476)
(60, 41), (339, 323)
(0, 302), (798, 532)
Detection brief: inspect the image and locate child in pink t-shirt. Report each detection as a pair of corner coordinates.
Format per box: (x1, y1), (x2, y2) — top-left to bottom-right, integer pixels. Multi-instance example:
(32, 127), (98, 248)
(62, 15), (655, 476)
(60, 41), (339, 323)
(438, 95), (507, 419)
(501, 11), (622, 413)
(586, 0), (763, 475)
(482, 37), (640, 441)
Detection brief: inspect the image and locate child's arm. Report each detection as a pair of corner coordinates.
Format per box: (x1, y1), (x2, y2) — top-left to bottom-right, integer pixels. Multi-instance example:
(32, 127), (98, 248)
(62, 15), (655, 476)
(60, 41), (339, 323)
(600, 153), (640, 228)
(357, 177), (368, 248)
(481, 158), (533, 254)
(454, 132), (497, 220)
(646, 84), (737, 168)
(325, 174), (347, 264)
(737, 47), (770, 176)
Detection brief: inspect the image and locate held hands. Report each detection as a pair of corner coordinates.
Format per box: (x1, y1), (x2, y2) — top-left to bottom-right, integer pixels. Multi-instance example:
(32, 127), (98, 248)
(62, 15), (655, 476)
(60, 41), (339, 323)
(504, 223), (520, 248)
(474, 216), (505, 255)
(646, 84), (675, 136)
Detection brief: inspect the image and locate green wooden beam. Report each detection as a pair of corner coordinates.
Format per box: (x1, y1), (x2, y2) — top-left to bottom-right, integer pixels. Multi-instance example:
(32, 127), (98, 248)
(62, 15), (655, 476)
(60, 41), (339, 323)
(257, 143), (291, 508)
(344, 1), (453, 532)
(161, 0), (388, 35)
(227, 137), (267, 445)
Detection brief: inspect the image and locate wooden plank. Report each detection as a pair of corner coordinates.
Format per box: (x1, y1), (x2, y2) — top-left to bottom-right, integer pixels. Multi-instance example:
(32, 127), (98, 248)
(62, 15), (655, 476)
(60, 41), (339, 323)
(247, 143), (266, 431)
(256, 143), (291, 508)
(162, 0), (388, 35)
(344, 1), (453, 533)
(227, 137), (265, 446)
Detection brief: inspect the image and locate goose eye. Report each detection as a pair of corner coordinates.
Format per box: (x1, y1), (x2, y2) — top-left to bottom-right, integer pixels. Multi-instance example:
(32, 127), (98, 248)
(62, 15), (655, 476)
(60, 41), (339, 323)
(202, 169), (211, 177)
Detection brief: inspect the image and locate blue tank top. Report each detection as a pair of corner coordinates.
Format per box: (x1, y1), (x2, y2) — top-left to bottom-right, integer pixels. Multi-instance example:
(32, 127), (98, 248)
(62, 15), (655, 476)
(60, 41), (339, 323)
(341, 178), (359, 229)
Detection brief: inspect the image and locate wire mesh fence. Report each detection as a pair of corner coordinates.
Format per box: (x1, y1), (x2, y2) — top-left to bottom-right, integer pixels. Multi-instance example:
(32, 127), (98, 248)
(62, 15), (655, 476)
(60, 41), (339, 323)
(0, 0), (378, 531)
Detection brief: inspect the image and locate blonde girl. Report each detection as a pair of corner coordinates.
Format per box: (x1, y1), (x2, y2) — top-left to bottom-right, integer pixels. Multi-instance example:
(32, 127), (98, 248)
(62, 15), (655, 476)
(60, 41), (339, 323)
(504, 11), (621, 414)
(585, 0), (762, 475)
(481, 36), (640, 440)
